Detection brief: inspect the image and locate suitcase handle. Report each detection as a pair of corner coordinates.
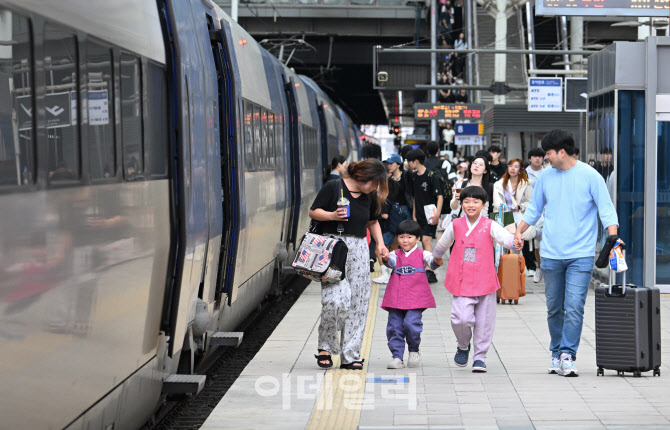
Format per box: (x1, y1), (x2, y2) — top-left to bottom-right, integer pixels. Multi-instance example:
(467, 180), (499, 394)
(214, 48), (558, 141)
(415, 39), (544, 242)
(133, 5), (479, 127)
(608, 248), (626, 295)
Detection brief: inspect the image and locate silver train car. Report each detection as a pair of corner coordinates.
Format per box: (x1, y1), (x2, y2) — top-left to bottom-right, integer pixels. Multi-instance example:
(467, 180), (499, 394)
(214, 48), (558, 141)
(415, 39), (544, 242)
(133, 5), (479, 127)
(0, 1), (374, 428)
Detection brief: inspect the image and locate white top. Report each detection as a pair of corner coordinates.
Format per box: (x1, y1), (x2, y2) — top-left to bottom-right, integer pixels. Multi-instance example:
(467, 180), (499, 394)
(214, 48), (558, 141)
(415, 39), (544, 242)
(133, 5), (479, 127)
(386, 245), (435, 269)
(525, 165), (545, 188)
(433, 213), (515, 259)
(442, 129), (456, 143)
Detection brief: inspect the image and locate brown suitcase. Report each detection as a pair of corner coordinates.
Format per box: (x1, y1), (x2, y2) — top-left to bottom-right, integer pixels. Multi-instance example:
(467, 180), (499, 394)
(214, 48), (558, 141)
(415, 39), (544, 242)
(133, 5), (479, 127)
(497, 252), (526, 304)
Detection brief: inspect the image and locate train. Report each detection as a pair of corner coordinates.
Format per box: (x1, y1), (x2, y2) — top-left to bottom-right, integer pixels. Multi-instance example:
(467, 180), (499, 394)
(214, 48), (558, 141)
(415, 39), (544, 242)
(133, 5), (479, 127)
(0, 1), (374, 428)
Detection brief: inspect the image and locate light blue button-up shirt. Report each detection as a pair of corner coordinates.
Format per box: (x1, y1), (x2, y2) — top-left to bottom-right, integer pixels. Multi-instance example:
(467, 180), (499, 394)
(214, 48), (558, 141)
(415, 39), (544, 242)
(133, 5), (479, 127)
(521, 161), (619, 260)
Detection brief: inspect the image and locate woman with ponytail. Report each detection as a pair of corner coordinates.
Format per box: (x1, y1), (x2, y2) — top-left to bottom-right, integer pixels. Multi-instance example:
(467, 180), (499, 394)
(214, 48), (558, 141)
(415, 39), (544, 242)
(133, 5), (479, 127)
(309, 159), (389, 369)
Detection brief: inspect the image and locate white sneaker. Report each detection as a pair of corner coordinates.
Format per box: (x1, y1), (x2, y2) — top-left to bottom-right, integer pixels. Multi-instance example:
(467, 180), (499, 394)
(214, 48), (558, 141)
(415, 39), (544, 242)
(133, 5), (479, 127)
(558, 353), (579, 377)
(548, 356), (560, 374)
(407, 352), (422, 368)
(526, 269), (535, 277)
(533, 269), (543, 283)
(387, 358), (404, 369)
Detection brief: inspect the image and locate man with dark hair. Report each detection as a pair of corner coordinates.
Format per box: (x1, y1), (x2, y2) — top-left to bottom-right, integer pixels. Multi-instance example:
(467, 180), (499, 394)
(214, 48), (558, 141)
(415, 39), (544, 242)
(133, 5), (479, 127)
(424, 141), (442, 172)
(526, 147), (546, 187)
(595, 147), (613, 180)
(405, 149), (442, 283)
(514, 129), (618, 378)
(488, 145), (506, 181)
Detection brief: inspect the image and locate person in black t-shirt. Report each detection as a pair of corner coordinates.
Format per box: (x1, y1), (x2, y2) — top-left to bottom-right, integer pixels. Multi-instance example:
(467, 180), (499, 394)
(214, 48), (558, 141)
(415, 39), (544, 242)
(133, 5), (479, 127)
(488, 145), (507, 181)
(309, 159), (389, 370)
(423, 141), (442, 172)
(405, 149), (442, 283)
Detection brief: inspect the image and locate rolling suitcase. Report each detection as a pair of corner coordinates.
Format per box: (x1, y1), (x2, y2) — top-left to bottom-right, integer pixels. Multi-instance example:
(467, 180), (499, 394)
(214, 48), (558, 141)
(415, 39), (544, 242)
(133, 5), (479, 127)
(595, 264), (661, 377)
(496, 252), (526, 305)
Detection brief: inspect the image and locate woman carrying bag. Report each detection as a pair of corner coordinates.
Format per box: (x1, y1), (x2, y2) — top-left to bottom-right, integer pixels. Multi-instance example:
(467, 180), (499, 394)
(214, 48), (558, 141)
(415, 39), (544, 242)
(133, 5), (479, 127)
(492, 159), (536, 271)
(309, 159), (389, 370)
(492, 158), (533, 225)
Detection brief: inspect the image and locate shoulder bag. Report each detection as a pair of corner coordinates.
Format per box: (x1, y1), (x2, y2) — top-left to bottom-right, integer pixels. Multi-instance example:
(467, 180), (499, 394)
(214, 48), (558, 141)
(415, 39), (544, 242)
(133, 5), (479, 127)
(292, 181), (349, 283)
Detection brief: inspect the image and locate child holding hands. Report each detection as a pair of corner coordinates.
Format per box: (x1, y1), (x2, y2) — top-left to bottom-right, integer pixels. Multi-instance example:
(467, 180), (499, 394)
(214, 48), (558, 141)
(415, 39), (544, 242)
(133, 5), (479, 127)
(381, 220), (440, 369)
(433, 186), (522, 373)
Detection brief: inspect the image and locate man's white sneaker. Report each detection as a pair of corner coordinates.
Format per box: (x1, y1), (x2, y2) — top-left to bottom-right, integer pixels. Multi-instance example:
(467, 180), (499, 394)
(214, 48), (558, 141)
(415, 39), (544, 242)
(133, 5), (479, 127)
(387, 358), (404, 369)
(407, 352), (422, 368)
(548, 356), (560, 374)
(533, 269), (543, 283)
(558, 353), (579, 377)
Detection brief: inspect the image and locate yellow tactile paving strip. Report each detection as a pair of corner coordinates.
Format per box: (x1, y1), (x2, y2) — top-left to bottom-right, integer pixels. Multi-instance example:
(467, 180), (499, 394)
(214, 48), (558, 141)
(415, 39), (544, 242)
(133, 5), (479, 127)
(306, 274), (382, 430)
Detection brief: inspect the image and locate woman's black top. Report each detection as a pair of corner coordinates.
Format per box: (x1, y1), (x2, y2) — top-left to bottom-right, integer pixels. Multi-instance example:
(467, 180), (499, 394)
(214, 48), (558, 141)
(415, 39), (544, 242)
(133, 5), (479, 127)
(310, 179), (380, 237)
(388, 175), (408, 207)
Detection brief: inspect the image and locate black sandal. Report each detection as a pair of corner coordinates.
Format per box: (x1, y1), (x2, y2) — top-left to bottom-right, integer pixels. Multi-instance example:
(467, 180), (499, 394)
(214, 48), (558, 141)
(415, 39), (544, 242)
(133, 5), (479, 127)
(315, 350), (333, 368)
(340, 359), (365, 370)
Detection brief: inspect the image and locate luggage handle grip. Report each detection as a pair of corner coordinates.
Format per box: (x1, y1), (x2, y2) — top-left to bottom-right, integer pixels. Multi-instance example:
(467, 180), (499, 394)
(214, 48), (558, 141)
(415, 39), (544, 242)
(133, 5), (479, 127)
(608, 248), (626, 295)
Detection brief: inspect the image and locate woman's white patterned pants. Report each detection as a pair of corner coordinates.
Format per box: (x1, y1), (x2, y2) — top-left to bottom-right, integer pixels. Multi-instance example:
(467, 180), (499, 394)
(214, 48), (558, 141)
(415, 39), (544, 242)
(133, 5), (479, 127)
(318, 235), (371, 365)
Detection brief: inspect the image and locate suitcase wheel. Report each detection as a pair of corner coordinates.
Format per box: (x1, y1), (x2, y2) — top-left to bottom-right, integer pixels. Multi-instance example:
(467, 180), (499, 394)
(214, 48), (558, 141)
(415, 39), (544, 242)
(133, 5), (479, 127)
(654, 368), (661, 377)
(514, 299), (518, 305)
(496, 297), (500, 304)
(634, 370), (642, 378)
(617, 370), (624, 376)
(597, 368), (604, 376)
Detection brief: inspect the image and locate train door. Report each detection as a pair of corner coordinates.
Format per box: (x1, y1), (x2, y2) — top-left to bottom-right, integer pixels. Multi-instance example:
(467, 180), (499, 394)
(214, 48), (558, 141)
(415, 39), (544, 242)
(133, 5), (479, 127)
(208, 18), (240, 307)
(284, 76), (301, 247)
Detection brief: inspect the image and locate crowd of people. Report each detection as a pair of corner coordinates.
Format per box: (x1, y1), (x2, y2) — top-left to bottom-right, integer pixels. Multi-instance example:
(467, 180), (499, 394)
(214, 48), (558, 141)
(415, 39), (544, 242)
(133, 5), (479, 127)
(311, 129), (618, 378)
(436, 0), (470, 105)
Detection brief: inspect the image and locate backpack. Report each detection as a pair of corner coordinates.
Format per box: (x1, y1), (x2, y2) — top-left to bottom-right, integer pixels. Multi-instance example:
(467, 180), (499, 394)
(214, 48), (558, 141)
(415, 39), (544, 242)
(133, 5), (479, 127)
(428, 169), (455, 215)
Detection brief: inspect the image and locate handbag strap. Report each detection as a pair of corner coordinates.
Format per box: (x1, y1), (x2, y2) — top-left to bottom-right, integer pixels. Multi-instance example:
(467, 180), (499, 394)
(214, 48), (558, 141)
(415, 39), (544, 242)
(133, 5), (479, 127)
(337, 180), (345, 235)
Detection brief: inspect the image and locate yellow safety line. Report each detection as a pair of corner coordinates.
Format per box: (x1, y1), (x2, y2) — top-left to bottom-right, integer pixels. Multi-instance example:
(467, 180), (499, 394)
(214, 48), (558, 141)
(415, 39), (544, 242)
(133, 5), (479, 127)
(307, 272), (382, 430)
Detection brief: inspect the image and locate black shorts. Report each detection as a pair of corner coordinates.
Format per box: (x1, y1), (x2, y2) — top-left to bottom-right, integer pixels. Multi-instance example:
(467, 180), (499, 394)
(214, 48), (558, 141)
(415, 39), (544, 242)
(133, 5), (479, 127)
(420, 222), (437, 238)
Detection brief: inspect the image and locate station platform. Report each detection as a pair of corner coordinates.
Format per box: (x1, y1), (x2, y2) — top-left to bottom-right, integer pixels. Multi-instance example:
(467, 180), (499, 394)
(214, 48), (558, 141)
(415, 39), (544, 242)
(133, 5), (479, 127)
(201, 262), (670, 430)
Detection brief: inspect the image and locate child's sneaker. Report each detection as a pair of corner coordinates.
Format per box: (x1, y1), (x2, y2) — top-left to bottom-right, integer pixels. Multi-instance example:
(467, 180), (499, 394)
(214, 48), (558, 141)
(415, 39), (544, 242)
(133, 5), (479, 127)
(407, 352), (422, 368)
(558, 353), (579, 377)
(548, 356), (560, 374)
(453, 345), (470, 367)
(472, 360), (487, 373)
(387, 358), (404, 369)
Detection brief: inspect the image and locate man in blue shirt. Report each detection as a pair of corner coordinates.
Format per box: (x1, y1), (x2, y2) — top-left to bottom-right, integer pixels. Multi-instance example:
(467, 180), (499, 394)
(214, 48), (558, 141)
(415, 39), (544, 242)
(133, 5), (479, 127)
(513, 130), (618, 377)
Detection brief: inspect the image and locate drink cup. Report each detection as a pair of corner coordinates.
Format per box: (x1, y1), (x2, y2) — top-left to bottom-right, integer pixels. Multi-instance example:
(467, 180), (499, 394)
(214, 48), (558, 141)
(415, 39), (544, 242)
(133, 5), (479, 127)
(337, 196), (350, 218)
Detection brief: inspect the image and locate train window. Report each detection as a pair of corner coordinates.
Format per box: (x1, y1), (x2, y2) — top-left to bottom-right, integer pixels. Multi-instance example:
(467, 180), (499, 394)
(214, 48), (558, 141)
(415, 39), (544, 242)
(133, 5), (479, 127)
(86, 41), (114, 180)
(274, 113), (281, 167)
(244, 101), (253, 171)
(145, 63), (168, 177)
(268, 112), (275, 169)
(44, 24), (79, 182)
(0, 11), (33, 187)
(120, 54), (143, 180)
(261, 109), (268, 169)
(253, 105), (261, 170)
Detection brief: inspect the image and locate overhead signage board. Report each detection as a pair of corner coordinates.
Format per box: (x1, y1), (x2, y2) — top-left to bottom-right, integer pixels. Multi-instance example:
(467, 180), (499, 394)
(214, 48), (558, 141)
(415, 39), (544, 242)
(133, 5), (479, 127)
(455, 135), (486, 146)
(535, 0), (669, 16)
(564, 78), (587, 112)
(414, 103), (484, 121)
(528, 78), (563, 112)
(455, 123), (484, 135)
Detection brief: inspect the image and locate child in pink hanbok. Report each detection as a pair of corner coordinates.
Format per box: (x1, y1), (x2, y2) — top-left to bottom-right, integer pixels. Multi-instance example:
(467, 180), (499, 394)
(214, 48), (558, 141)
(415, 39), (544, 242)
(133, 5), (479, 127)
(381, 220), (439, 369)
(433, 186), (521, 373)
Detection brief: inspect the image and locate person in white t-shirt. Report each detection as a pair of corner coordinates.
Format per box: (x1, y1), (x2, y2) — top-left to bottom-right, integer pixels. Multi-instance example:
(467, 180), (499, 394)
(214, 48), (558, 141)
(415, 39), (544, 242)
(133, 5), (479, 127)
(442, 122), (455, 150)
(526, 147), (546, 188)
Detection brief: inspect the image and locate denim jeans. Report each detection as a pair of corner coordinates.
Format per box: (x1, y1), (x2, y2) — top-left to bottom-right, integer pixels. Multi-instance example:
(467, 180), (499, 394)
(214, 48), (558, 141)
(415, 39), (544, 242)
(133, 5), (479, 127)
(382, 203), (411, 245)
(541, 256), (594, 361)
